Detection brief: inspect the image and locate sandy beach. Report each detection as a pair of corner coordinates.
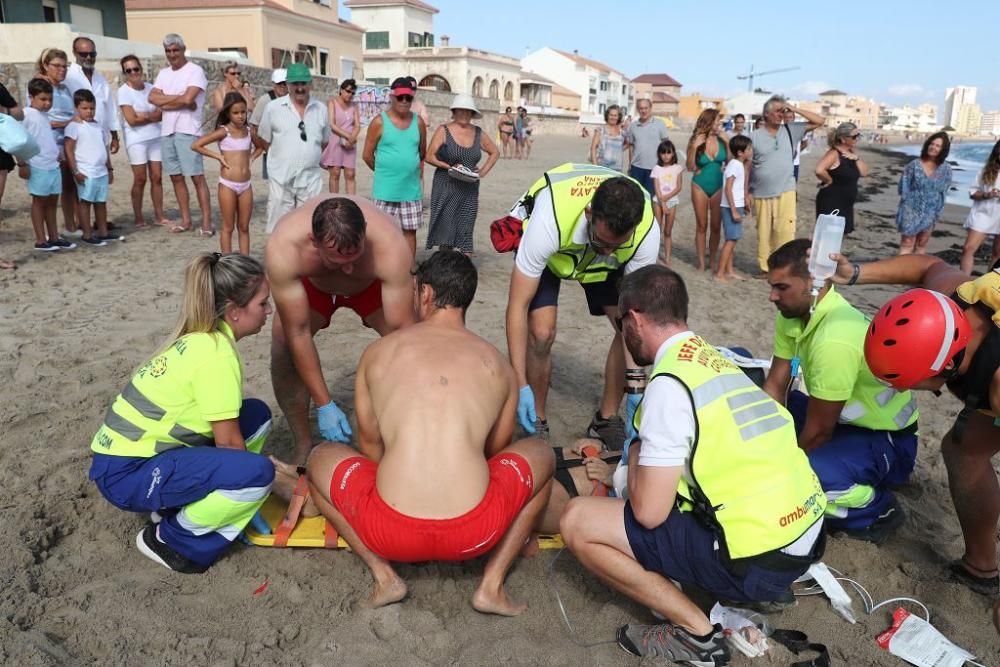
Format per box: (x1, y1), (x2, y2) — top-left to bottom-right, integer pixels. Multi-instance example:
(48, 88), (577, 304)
(1, 132), (998, 665)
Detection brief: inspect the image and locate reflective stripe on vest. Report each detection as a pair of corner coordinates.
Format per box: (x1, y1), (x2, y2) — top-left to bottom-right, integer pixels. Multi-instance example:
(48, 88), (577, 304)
(635, 335), (826, 562)
(522, 163), (655, 283)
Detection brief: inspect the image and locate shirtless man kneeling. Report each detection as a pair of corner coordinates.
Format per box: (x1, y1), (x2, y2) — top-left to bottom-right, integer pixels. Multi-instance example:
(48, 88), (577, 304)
(266, 195), (414, 465)
(306, 251), (555, 614)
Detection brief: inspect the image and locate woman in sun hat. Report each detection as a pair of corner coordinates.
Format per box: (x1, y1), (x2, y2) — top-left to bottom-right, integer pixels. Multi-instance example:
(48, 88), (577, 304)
(424, 93), (498, 254)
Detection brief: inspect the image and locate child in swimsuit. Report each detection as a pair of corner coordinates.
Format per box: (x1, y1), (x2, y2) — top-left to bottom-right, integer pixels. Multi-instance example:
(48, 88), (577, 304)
(192, 92), (265, 253)
(650, 139), (684, 266)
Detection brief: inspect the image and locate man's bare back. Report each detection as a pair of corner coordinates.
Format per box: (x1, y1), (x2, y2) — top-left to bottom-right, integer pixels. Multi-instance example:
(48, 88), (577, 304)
(359, 321), (517, 519)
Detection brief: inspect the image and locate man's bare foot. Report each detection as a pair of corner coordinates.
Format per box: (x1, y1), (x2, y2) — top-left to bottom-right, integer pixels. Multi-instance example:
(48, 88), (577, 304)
(0, 259), (15, 270)
(363, 574), (407, 608)
(728, 271), (747, 281)
(472, 584), (528, 616)
(713, 273), (731, 283)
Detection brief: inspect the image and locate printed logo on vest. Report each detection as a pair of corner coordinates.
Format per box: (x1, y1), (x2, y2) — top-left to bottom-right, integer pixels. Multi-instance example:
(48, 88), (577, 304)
(778, 491), (823, 527)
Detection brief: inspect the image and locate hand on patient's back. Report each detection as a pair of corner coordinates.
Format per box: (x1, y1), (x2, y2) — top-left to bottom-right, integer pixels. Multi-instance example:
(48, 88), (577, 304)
(317, 401), (352, 443)
(517, 385), (537, 433)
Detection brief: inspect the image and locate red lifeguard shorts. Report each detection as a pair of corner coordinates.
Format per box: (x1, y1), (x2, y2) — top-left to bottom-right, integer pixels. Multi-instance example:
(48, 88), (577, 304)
(329, 453), (535, 562)
(301, 277), (382, 329)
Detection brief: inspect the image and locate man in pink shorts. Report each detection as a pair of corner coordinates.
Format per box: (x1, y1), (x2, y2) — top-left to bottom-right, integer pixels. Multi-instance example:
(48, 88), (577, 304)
(265, 195), (415, 465)
(306, 251), (554, 614)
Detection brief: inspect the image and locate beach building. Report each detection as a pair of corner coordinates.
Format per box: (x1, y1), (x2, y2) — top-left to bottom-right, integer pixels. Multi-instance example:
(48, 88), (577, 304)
(348, 0), (519, 102)
(955, 103), (983, 136)
(796, 91), (881, 130)
(631, 73), (682, 118)
(520, 71), (579, 113)
(881, 103), (939, 133)
(981, 111), (1000, 137)
(124, 0), (363, 79)
(944, 85), (977, 129)
(678, 93), (725, 122)
(0, 0), (127, 36)
(520, 47), (631, 123)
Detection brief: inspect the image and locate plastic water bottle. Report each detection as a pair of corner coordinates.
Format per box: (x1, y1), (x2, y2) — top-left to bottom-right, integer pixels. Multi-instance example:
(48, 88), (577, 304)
(808, 211), (846, 293)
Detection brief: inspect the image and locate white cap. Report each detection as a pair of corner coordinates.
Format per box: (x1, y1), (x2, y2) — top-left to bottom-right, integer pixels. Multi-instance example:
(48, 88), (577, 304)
(450, 93), (482, 119)
(271, 69), (287, 84)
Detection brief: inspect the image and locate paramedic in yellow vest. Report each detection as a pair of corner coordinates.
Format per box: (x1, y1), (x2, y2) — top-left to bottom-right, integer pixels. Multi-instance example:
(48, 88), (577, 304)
(828, 253), (1000, 602)
(505, 163), (659, 446)
(89, 253), (275, 574)
(561, 266), (825, 663)
(763, 240), (918, 545)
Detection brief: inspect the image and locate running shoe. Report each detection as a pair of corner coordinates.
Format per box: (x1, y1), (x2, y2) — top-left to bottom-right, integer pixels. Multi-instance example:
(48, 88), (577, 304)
(587, 411), (626, 449)
(831, 500), (905, 545)
(50, 239), (77, 250)
(80, 236), (107, 247)
(33, 241), (59, 252)
(534, 419), (550, 440)
(722, 589), (796, 613)
(617, 622), (730, 666)
(135, 524), (207, 574)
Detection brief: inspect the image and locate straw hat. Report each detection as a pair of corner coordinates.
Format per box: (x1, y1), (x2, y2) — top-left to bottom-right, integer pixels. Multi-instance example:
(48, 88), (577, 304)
(450, 93), (482, 119)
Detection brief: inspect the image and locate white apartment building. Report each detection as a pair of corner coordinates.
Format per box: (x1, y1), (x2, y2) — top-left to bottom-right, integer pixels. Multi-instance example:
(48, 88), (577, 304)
(521, 47), (631, 123)
(944, 85), (977, 128)
(881, 103), (939, 133)
(981, 111), (1000, 137)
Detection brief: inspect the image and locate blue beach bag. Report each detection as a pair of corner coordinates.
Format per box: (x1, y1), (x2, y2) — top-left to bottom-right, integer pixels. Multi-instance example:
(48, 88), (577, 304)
(0, 113), (40, 161)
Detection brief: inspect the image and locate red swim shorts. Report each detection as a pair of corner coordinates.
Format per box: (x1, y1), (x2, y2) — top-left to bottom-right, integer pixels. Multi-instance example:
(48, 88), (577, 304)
(330, 453), (535, 562)
(301, 277), (383, 330)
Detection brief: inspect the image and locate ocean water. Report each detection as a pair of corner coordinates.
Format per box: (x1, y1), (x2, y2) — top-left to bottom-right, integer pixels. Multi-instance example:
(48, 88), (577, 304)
(896, 142), (996, 206)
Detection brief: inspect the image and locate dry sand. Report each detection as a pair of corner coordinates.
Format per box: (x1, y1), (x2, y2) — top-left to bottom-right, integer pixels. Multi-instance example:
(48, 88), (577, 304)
(1, 133), (998, 665)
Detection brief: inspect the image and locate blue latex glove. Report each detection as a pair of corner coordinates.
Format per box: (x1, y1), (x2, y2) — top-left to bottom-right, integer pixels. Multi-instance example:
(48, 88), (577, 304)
(317, 401), (352, 443)
(624, 392), (642, 442)
(517, 385), (537, 433)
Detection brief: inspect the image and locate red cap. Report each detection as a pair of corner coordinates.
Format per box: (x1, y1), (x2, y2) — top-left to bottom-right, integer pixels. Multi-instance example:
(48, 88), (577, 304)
(390, 77), (415, 96)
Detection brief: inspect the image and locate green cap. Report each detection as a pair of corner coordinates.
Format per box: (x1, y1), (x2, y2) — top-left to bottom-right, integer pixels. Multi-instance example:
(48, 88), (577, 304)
(285, 63), (312, 83)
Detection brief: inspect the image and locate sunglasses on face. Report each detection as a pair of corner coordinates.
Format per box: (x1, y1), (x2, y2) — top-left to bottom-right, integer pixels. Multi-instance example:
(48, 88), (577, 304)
(344, 88), (356, 95)
(298, 120), (307, 142)
(227, 70), (241, 76)
(849, 134), (861, 139)
(124, 67), (142, 74)
(395, 95), (413, 103)
(77, 51), (97, 58)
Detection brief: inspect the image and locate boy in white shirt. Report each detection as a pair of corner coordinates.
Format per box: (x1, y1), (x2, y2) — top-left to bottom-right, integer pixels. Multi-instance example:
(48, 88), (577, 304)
(716, 135), (752, 283)
(17, 78), (86, 251)
(64, 89), (118, 243)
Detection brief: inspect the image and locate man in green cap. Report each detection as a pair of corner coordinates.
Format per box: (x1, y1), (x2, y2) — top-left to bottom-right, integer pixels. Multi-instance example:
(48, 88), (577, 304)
(258, 62), (330, 232)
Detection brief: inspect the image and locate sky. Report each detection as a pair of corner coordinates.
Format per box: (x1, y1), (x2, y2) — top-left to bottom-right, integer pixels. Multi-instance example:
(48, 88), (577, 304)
(344, 0), (1000, 114)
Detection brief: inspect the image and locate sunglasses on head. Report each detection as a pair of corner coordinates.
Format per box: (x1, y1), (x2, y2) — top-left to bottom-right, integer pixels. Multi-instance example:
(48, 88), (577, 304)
(298, 120), (307, 142)
(124, 67), (142, 74)
(395, 95), (413, 103)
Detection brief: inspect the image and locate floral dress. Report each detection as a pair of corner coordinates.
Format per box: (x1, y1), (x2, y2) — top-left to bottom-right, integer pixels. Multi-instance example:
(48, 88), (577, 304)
(895, 159), (952, 236)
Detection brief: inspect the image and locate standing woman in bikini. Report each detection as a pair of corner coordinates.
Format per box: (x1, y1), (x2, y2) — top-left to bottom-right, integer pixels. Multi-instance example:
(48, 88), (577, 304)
(687, 108), (728, 271)
(192, 93), (265, 254)
(498, 107), (515, 159)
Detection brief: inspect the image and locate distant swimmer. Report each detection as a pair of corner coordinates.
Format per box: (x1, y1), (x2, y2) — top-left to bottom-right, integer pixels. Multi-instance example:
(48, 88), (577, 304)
(504, 163), (660, 446)
(763, 240), (918, 544)
(265, 195), (414, 464)
(89, 253), (276, 573)
(306, 251), (554, 614)
(830, 254), (1000, 600)
(561, 266), (825, 664)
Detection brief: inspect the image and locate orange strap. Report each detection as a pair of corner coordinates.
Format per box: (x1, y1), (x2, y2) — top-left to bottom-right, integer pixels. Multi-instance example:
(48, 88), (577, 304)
(273, 474), (310, 548)
(323, 520), (340, 549)
(581, 445), (610, 497)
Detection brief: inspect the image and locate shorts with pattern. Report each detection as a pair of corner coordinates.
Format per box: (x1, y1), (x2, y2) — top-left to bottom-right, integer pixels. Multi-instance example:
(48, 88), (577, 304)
(374, 198), (423, 231)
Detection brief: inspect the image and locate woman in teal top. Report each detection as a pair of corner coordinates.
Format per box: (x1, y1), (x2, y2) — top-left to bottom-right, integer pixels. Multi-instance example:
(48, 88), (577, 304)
(687, 108), (729, 271)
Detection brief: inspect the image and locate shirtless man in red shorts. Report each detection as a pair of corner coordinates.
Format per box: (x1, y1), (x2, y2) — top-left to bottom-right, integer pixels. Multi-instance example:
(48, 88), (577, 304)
(306, 251), (555, 614)
(266, 195), (414, 465)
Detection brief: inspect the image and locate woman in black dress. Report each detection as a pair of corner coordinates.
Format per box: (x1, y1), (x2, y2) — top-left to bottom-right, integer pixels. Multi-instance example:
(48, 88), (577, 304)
(815, 122), (868, 234)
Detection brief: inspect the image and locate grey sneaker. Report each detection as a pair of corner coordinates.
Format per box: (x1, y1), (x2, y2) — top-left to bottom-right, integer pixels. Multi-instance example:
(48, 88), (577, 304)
(587, 411), (626, 449)
(617, 622), (730, 666)
(534, 419), (550, 440)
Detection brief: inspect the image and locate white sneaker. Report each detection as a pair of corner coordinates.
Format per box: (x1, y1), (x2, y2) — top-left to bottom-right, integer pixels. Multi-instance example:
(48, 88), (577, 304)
(64, 229), (85, 239)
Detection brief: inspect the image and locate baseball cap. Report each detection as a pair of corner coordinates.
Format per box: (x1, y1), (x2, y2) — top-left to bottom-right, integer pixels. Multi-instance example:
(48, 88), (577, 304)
(390, 77), (415, 96)
(286, 62), (312, 83)
(271, 69), (287, 84)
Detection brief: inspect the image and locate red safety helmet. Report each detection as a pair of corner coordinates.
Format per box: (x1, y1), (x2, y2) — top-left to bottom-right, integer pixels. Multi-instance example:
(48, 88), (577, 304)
(864, 288), (970, 390)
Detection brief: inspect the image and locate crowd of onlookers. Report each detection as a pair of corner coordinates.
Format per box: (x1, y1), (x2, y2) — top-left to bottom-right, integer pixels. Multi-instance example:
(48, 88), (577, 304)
(1, 33), (998, 274)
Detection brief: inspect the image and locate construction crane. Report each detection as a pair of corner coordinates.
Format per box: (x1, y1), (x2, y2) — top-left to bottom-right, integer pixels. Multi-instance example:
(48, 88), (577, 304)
(737, 65), (801, 92)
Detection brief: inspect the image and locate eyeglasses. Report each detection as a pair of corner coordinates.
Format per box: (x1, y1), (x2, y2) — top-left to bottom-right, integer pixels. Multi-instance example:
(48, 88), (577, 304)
(614, 309), (638, 330)
(77, 51), (97, 58)
(588, 219), (633, 251)
(394, 95), (413, 103)
(48, 63), (68, 69)
(124, 67), (142, 74)
(298, 120), (307, 142)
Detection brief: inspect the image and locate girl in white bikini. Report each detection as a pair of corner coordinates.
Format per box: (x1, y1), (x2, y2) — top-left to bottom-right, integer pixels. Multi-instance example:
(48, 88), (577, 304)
(192, 92), (265, 253)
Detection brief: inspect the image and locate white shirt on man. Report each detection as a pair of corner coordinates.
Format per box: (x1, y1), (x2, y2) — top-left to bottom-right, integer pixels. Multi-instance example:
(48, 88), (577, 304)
(117, 82), (161, 146)
(258, 95), (330, 187)
(513, 185), (660, 278)
(64, 119), (109, 178)
(22, 107), (60, 171)
(65, 63), (120, 134)
(634, 331), (822, 556)
(152, 60), (207, 137)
